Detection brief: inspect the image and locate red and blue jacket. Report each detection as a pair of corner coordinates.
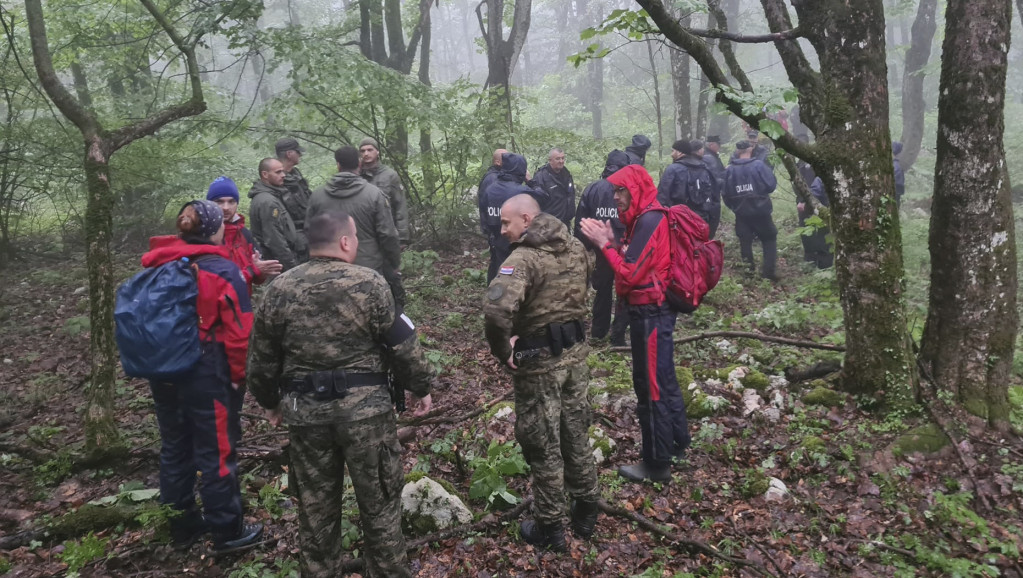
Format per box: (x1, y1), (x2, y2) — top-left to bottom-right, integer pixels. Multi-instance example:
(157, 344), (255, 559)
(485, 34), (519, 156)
(602, 165), (671, 306)
(142, 236), (253, 383)
(222, 214), (264, 295)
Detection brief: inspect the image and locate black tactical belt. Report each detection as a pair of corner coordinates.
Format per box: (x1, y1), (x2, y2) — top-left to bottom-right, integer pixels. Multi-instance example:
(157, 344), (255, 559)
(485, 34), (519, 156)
(514, 320), (585, 362)
(282, 369), (388, 401)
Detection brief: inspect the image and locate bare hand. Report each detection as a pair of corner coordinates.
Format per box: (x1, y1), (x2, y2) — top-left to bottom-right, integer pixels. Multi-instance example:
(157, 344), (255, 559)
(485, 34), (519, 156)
(506, 335), (519, 369)
(255, 256), (283, 276)
(267, 407), (283, 427)
(411, 394), (432, 417)
(579, 218), (615, 248)
(797, 202), (806, 212)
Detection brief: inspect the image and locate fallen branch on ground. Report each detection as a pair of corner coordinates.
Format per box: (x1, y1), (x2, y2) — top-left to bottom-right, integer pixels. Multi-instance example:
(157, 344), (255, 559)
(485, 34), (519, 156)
(608, 331), (845, 353)
(400, 388), (514, 427)
(598, 500), (776, 577)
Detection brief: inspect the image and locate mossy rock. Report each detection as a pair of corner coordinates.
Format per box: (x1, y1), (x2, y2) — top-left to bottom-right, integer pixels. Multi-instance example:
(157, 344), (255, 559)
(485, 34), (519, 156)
(802, 385), (846, 407)
(740, 469), (770, 499)
(742, 370), (770, 392)
(751, 349), (774, 365)
(676, 367), (695, 389)
(686, 391), (728, 419)
(715, 365), (742, 381)
(403, 472), (461, 500)
(892, 423), (950, 455)
(801, 435), (827, 453)
(587, 426), (617, 461)
(50, 504), (138, 541)
(483, 401), (515, 421)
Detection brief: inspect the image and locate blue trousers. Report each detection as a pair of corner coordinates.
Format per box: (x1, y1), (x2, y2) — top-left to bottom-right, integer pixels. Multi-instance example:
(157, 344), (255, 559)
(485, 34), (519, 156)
(151, 347), (244, 540)
(629, 304), (691, 467)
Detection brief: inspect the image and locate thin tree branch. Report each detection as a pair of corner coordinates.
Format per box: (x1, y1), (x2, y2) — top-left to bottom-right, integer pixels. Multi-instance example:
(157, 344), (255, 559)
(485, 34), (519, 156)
(758, 0), (824, 134)
(687, 26), (802, 43)
(608, 330), (845, 353)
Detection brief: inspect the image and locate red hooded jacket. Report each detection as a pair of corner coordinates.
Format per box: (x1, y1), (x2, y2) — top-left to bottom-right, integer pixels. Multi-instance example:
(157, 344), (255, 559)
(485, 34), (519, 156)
(142, 236), (253, 383)
(601, 165), (671, 306)
(222, 214), (263, 294)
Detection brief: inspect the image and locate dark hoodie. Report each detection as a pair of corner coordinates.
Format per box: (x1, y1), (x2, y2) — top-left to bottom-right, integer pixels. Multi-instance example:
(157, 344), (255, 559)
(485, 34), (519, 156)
(483, 212), (593, 364)
(574, 149), (630, 250)
(603, 165), (671, 306)
(625, 134), (652, 166)
(481, 153), (548, 239)
(307, 172), (401, 273)
(141, 236), (253, 383)
(657, 155), (719, 220)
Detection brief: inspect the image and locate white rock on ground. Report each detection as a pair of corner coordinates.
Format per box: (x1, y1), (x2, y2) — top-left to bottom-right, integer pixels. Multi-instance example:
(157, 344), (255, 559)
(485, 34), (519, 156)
(401, 477), (473, 533)
(764, 477), (788, 502)
(742, 389), (763, 417)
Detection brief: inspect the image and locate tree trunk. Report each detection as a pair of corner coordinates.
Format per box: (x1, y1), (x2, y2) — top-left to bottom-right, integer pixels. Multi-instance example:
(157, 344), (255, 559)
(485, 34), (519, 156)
(899, 0), (938, 171)
(83, 139), (121, 452)
(670, 15), (691, 140)
(477, 0), (532, 135)
(647, 40), (664, 167)
(920, 0), (1017, 428)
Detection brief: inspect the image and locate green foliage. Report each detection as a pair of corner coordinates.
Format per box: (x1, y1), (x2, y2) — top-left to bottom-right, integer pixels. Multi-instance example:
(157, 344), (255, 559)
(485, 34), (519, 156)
(254, 476), (289, 520)
(401, 250), (440, 278)
(740, 468), (770, 499)
(423, 349), (457, 375)
(62, 315), (90, 336)
(58, 532), (109, 574)
(33, 450), (73, 486)
(228, 556), (300, 578)
(1008, 385), (1023, 434)
(0, 556), (11, 574)
(802, 385), (846, 407)
(468, 440), (528, 509)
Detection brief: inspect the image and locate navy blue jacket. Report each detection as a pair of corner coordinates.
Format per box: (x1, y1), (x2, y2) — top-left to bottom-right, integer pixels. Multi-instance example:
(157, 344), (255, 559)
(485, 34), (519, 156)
(574, 149), (630, 250)
(477, 165), (500, 234)
(810, 177), (830, 207)
(703, 151), (727, 193)
(723, 157), (777, 217)
(893, 158), (905, 202)
(625, 135), (652, 166)
(481, 153), (547, 239)
(657, 156), (719, 220)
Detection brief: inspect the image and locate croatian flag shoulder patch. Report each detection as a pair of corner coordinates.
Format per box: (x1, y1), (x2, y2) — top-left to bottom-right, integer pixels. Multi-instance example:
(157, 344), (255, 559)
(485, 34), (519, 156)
(500, 266), (515, 275)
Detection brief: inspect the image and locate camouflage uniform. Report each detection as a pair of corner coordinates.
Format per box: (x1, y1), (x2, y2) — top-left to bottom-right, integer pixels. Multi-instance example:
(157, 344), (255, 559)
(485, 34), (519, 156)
(247, 258), (433, 578)
(483, 212), (599, 525)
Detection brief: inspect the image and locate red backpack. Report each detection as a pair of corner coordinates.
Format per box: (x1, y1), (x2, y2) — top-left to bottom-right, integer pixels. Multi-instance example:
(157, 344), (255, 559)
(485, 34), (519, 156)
(644, 205), (724, 313)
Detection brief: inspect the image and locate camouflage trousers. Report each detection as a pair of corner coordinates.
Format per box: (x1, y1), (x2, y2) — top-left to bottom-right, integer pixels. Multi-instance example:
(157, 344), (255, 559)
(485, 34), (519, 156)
(513, 350), (600, 525)
(288, 412), (409, 578)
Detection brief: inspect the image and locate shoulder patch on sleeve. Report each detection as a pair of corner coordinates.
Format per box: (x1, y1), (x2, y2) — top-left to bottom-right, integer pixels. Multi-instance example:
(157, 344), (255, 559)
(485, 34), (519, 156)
(487, 284), (505, 301)
(499, 266), (514, 275)
(272, 208), (279, 218)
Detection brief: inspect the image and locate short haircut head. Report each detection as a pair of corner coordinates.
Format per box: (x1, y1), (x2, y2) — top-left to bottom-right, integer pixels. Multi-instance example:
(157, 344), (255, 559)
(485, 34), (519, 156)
(501, 194), (541, 217)
(258, 157), (278, 176)
(306, 211), (355, 249)
(334, 146), (360, 171)
(549, 147), (564, 157)
(492, 148), (508, 164)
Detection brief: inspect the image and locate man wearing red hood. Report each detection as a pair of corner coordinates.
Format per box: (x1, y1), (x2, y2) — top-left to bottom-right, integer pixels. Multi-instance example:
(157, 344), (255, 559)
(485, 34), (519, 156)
(580, 165), (690, 483)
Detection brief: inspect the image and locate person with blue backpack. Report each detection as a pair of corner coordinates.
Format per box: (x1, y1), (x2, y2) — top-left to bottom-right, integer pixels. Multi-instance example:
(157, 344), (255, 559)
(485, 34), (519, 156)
(123, 200), (263, 552)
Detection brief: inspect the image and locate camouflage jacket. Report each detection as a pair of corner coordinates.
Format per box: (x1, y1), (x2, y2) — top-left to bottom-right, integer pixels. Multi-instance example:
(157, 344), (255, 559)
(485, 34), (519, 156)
(247, 257), (433, 426)
(484, 212), (593, 366)
(282, 166), (312, 231)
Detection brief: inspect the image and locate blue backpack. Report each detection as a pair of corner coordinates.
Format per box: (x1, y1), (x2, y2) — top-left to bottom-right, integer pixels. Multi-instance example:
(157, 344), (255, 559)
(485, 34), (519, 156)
(115, 257), (209, 380)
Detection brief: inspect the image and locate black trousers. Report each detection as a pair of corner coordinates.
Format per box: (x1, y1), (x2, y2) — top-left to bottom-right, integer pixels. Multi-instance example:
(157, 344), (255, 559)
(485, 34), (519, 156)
(798, 208), (833, 269)
(734, 213), (778, 279)
(629, 304), (691, 467)
(486, 235), (512, 284)
(151, 347), (244, 540)
(590, 256), (629, 341)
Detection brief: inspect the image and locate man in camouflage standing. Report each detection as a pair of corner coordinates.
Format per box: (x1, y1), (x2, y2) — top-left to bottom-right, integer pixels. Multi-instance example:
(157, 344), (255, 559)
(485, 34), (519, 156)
(247, 211), (434, 577)
(248, 158), (307, 271)
(484, 194), (600, 551)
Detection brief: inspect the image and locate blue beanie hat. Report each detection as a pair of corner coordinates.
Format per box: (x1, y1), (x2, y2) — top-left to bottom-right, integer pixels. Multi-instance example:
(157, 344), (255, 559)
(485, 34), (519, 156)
(180, 200), (224, 239)
(206, 176), (239, 202)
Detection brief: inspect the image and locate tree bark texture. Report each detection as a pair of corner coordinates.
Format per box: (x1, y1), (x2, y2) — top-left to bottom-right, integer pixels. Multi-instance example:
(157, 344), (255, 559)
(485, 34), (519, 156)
(920, 0), (1017, 428)
(899, 0), (938, 171)
(476, 0), (532, 131)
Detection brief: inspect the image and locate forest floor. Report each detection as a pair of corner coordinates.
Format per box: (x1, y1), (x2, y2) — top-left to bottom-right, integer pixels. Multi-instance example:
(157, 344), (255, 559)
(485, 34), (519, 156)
(1, 226), (1023, 578)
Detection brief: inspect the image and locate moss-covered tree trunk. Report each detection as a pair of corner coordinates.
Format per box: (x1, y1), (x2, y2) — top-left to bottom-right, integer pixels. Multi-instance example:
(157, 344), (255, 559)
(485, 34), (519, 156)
(919, 0), (1017, 429)
(83, 138), (121, 452)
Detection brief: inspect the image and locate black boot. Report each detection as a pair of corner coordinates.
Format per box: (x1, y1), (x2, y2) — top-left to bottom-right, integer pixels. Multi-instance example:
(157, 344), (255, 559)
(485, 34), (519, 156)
(618, 461), (671, 483)
(569, 500), (599, 538)
(170, 511), (209, 551)
(520, 519), (567, 552)
(213, 523), (264, 554)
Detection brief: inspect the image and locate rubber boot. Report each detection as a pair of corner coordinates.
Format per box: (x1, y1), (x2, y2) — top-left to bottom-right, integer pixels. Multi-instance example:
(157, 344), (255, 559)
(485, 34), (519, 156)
(618, 461), (671, 483)
(520, 519), (567, 552)
(569, 500), (599, 538)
